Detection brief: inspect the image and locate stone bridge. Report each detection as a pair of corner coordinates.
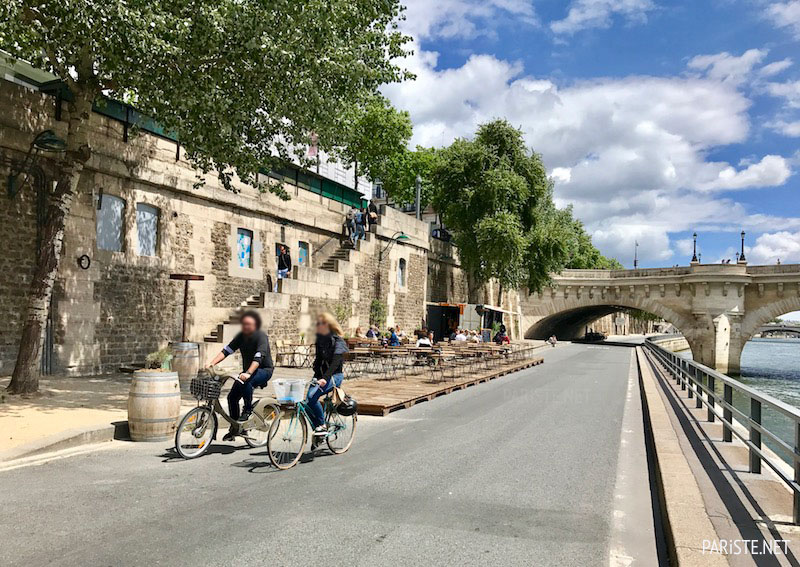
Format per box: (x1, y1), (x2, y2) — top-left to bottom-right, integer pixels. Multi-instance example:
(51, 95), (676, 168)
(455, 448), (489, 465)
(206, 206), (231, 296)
(755, 323), (800, 337)
(519, 263), (800, 374)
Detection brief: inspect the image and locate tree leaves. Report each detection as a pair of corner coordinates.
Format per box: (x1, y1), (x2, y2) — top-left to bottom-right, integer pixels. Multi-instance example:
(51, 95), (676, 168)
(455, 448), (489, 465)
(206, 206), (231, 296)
(430, 119), (621, 295)
(0, 0), (412, 194)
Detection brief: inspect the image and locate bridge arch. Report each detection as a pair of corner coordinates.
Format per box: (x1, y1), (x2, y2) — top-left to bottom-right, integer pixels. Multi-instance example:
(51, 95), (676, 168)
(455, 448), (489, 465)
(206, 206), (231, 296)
(741, 297), (800, 344)
(523, 294), (698, 355)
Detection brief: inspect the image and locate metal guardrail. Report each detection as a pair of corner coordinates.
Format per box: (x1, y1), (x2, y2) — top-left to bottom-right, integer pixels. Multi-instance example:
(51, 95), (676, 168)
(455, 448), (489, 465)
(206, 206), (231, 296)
(643, 338), (800, 524)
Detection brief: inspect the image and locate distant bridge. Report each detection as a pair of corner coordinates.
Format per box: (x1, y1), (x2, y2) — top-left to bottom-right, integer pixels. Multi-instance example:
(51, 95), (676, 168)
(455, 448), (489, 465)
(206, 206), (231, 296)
(754, 323), (800, 337)
(519, 263), (800, 374)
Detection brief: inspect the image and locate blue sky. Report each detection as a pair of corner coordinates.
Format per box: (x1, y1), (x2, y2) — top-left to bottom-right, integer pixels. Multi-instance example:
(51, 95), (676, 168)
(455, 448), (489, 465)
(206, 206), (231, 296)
(383, 0), (800, 276)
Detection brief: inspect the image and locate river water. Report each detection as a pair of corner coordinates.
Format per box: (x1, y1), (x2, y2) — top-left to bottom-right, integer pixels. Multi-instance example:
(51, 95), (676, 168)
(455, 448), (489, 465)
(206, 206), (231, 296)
(680, 338), (800, 464)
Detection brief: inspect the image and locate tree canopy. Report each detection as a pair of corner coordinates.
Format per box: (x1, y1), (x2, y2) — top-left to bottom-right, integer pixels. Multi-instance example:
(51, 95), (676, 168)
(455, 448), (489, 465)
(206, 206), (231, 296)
(0, 0), (411, 192)
(430, 120), (620, 296)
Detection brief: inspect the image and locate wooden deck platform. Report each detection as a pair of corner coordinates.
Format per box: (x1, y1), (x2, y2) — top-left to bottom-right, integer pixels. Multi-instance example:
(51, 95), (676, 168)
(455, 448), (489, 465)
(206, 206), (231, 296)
(346, 357), (544, 416)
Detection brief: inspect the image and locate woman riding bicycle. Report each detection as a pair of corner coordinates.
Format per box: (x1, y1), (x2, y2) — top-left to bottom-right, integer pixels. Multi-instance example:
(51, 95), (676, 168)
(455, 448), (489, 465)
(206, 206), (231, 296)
(308, 312), (349, 436)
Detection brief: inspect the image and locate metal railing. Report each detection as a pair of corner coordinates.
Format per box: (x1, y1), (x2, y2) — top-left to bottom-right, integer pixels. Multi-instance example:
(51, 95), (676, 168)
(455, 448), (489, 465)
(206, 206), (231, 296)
(643, 339), (800, 524)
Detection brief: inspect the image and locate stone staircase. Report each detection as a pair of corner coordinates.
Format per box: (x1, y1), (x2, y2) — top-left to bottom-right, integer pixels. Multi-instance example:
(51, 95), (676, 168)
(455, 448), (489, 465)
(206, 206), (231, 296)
(203, 292), (267, 343)
(319, 233), (370, 272)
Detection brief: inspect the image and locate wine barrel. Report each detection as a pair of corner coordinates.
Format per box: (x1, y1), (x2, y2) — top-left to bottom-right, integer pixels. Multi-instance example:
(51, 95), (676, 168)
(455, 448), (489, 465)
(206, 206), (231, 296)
(171, 342), (200, 383)
(127, 370), (181, 442)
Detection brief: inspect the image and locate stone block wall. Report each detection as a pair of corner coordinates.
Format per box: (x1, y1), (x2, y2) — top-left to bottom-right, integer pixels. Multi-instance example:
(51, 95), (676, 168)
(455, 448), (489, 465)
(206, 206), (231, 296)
(0, 78), (431, 375)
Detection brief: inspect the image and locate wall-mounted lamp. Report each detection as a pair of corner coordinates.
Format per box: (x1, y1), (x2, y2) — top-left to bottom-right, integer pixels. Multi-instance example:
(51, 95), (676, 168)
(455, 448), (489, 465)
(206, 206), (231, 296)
(7, 130), (67, 198)
(379, 231), (410, 261)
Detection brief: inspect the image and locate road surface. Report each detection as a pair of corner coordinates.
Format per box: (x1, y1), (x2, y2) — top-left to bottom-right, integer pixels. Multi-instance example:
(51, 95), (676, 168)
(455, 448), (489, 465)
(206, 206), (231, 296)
(0, 343), (659, 566)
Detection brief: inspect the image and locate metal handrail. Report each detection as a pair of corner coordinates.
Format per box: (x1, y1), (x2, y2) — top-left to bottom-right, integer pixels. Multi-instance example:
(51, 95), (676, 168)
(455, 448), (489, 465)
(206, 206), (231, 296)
(643, 338), (800, 524)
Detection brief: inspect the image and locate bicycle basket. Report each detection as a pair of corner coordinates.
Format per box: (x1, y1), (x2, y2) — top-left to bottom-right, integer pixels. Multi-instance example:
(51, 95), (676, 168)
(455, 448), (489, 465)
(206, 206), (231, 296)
(190, 377), (222, 401)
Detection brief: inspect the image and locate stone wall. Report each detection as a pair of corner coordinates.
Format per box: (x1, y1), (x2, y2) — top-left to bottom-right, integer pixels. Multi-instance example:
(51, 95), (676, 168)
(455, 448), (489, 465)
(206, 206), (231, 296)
(0, 78), (430, 375)
(0, 162), (40, 374)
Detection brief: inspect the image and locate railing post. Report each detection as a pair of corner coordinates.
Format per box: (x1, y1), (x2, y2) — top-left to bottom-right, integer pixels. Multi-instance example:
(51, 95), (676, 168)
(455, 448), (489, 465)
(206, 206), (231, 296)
(680, 359), (687, 391)
(707, 372), (716, 422)
(686, 359), (693, 398)
(723, 384), (733, 442)
(749, 398), (761, 474)
(794, 422), (800, 524)
(695, 366), (702, 409)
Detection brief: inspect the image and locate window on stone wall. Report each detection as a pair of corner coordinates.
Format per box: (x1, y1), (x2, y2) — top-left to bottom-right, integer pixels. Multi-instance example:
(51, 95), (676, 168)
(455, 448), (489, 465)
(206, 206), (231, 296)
(298, 241), (309, 266)
(96, 194), (125, 252)
(136, 203), (159, 256)
(397, 258), (407, 288)
(237, 228), (254, 269)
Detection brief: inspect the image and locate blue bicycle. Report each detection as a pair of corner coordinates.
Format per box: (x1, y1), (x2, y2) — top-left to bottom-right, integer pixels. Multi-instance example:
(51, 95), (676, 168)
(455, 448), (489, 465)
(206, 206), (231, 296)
(267, 379), (357, 469)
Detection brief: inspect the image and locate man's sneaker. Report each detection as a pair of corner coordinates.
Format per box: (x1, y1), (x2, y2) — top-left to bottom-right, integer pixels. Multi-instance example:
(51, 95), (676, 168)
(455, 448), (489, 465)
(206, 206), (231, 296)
(222, 429), (236, 442)
(239, 409), (252, 422)
(313, 425), (328, 436)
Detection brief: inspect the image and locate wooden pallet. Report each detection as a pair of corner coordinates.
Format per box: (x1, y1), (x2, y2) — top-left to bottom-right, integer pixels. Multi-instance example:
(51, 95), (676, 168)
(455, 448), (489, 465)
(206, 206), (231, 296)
(348, 357), (544, 416)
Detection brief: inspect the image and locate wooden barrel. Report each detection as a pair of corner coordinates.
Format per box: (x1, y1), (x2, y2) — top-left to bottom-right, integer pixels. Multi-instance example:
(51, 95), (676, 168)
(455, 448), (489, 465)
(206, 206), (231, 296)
(127, 370), (181, 442)
(171, 342), (200, 383)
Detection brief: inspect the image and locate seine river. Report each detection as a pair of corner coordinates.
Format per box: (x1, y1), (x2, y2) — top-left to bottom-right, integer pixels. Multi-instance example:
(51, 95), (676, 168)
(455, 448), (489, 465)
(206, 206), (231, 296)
(681, 338), (800, 463)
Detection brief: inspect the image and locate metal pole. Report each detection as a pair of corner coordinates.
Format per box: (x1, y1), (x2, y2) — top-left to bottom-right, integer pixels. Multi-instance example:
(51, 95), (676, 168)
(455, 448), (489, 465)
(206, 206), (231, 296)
(794, 422), (800, 524)
(415, 174), (422, 220)
(181, 279), (189, 342)
(740, 230), (746, 263)
(687, 359), (693, 398)
(723, 384), (733, 442)
(707, 373), (716, 422)
(680, 359), (687, 391)
(691, 232), (698, 263)
(695, 366), (702, 409)
(750, 398), (761, 474)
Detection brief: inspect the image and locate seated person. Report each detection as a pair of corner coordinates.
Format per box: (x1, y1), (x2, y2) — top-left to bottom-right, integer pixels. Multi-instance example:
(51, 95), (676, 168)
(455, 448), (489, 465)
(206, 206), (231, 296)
(416, 334), (432, 347)
(308, 312), (349, 435)
(366, 325), (378, 339)
(206, 311), (274, 441)
(454, 329), (468, 342)
(388, 327), (401, 346)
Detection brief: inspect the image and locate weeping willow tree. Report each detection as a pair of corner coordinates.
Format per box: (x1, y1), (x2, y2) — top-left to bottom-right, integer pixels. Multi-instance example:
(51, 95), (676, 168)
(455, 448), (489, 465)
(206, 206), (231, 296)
(431, 120), (617, 304)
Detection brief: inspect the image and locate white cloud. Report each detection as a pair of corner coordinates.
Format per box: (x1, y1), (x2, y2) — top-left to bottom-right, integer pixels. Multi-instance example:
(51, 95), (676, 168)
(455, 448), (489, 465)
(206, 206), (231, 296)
(747, 231), (800, 264)
(697, 155), (791, 190)
(768, 119), (800, 136)
(550, 0), (656, 35)
(766, 1), (800, 38)
(400, 0), (538, 40)
(766, 80), (800, 108)
(687, 49), (768, 85)
(759, 58), (794, 77)
(382, 44), (796, 265)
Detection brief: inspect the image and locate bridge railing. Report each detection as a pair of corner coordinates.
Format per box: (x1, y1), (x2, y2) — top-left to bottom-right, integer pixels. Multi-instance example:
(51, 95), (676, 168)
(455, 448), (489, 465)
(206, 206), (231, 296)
(643, 338), (800, 524)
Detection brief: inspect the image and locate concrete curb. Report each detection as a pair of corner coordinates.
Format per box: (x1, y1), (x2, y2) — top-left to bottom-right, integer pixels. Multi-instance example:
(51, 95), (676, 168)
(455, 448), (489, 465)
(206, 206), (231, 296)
(0, 421), (129, 464)
(636, 347), (729, 566)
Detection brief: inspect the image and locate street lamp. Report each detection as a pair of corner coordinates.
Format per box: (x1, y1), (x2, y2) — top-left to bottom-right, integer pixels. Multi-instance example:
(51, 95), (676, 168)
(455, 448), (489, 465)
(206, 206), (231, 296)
(633, 240), (639, 269)
(379, 231), (410, 261)
(691, 232), (698, 264)
(739, 230), (747, 263)
(7, 130), (67, 197)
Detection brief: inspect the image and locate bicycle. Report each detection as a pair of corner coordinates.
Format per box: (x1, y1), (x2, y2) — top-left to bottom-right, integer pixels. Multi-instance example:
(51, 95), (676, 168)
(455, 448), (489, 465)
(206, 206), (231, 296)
(174, 367), (281, 459)
(267, 379), (357, 470)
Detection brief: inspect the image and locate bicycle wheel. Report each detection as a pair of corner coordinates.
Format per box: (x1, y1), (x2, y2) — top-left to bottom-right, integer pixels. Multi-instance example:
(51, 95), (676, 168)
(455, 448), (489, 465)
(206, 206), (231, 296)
(326, 407), (357, 454)
(175, 407), (217, 459)
(267, 407), (308, 469)
(245, 402), (280, 448)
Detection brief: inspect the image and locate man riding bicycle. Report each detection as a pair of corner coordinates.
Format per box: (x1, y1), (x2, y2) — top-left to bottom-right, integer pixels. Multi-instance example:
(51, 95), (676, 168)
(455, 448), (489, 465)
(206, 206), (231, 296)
(206, 310), (274, 441)
(308, 312), (348, 436)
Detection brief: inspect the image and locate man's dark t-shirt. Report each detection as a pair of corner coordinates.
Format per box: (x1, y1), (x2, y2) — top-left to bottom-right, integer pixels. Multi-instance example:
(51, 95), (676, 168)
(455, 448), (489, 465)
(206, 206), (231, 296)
(223, 330), (274, 371)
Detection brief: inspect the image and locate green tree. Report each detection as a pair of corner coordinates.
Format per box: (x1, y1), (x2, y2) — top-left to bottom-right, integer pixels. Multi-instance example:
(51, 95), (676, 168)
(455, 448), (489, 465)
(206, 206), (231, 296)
(0, 0), (409, 393)
(563, 215), (623, 269)
(432, 120), (566, 302)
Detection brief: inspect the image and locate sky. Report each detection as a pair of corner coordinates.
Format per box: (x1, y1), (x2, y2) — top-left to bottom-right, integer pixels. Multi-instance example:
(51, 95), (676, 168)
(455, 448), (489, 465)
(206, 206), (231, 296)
(382, 0), (800, 279)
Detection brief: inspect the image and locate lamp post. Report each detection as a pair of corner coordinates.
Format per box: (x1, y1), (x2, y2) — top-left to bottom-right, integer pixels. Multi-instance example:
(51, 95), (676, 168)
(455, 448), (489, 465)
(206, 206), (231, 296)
(633, 240), (639, 269)
(7, 130), (67, 197)
(739, 230), (747, 263)
(691, 232), (698, 264)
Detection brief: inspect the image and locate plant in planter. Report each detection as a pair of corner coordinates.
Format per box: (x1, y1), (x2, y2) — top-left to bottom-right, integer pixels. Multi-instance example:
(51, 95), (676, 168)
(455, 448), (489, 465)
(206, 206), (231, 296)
(369, 299), (387, 328)
(145, 348), (173, 371)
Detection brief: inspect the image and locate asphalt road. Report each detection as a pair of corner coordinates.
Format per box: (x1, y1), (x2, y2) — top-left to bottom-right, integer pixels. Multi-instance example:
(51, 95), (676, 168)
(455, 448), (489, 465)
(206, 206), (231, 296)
(0, 343), (657, 566)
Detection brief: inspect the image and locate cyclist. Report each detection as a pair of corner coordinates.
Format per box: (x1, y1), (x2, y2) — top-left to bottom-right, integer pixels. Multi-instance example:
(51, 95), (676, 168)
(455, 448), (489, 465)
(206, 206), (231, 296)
(308, 312), (348, 436)
(205, 310), (274, 441)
